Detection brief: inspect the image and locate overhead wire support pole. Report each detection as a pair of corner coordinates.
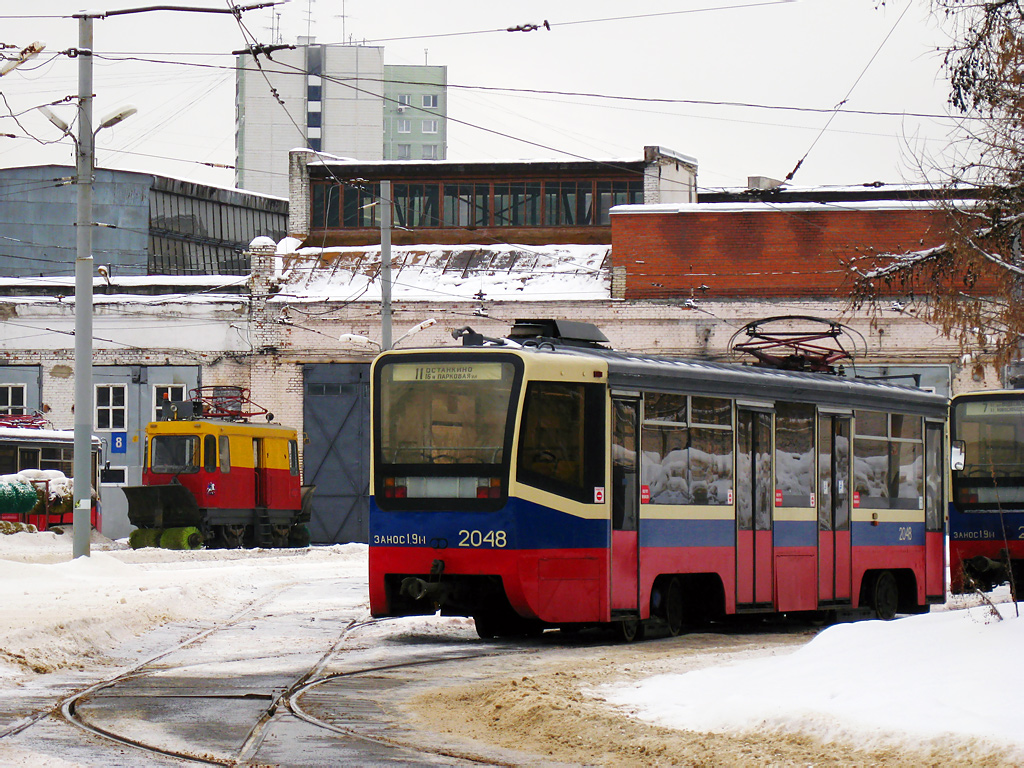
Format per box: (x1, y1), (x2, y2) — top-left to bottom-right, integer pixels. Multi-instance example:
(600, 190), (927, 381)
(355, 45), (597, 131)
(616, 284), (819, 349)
(380, 180), (393, 350)
(71, 11), (94, 560)
(68, 2), (281, 559)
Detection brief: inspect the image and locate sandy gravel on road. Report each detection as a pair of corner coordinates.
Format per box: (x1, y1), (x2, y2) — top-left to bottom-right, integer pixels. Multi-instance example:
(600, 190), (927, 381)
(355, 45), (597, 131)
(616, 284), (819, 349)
(408, 630), (1019, 767)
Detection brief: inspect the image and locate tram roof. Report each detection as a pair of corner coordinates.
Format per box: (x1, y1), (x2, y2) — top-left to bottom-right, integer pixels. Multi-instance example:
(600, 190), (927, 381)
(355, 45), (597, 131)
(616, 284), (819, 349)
(557, 347), (949, 417)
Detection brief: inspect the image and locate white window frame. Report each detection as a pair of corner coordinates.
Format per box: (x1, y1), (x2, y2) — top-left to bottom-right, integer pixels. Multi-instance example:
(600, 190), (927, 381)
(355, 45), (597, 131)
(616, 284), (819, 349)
(421, 94), (438, 108)
(0, 384), (26, 415)
(95, 383), (127, 430)
(421, 119), (438, 134)
(395, 143), (412, 160)
(396, 118), (412, 134)
(397, 94), (412, 106)
(422, 144), (439, 160)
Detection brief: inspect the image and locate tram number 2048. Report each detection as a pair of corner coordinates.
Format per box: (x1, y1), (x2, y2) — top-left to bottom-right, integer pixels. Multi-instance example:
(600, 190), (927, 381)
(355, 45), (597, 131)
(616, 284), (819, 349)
(458, 529), (507, 548)
(898, 526), (913, 542)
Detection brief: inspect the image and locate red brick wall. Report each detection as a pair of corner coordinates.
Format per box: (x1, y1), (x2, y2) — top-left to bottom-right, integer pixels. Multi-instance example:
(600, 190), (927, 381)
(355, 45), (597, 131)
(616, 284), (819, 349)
(610, 206), (953, 300)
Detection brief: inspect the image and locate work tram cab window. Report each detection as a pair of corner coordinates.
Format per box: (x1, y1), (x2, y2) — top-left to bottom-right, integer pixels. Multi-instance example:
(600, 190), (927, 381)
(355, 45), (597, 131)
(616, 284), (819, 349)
(516, 381), (605, 503)
(640, 393), (733, 505)
(375, 355), (522, 510)
(150, 435), (200, 474)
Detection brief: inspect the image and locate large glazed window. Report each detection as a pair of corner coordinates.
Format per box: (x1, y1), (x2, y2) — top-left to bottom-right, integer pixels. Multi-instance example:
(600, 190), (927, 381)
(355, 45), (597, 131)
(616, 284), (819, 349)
(952, 396), (1024, 510)
(379, 359), (517, 466)
(641, 393), (733, 506)
(853, 411), (923, 510)
(150, 435), (199, 474)
(517, 381), (604, 503)
(775, 403), (815, 507)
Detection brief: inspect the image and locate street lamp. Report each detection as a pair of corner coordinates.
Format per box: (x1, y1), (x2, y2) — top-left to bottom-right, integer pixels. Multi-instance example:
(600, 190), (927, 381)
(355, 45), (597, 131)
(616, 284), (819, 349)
(0, 41), (45, 77)
(39, 89), (136, 562)
(338, 318), (437, 350)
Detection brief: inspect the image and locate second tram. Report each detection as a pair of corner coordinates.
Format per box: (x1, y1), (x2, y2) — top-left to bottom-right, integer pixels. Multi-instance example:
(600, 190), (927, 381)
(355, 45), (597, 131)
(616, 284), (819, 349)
(948, 390), (1024, 594)
(368, 321), (948, 639)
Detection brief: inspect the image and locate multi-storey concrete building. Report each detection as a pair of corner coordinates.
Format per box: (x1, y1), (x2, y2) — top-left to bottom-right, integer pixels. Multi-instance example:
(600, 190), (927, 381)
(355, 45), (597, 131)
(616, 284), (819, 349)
(235, 40), (448, 198)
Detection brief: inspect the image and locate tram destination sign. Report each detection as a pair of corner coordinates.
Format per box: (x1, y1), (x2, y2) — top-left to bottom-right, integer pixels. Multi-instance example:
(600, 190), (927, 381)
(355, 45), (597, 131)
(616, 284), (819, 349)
(393, 362), (504, 382)
(962, 400), (1024, 416)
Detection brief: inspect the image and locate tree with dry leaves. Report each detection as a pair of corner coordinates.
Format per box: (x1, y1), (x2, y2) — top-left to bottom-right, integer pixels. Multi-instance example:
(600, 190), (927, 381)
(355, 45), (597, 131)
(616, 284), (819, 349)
(850, 0), (1024, 371)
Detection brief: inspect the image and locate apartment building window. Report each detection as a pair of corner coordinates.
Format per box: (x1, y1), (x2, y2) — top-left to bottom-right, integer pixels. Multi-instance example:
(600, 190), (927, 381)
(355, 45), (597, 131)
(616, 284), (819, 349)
(395, 144), (412, 160)
(307, 84), (322, 101)
(398, 94), (411, 107)
(396, 118), (411, 134)
(422, 145), (439, 160)
(96, 384), (127, 430)
(0, 384), (26, 415)
(422, 94), (438, 108)
(421, 119), (438, 134)
(308, 137), (322, 152)
(307, 111), (321, 129)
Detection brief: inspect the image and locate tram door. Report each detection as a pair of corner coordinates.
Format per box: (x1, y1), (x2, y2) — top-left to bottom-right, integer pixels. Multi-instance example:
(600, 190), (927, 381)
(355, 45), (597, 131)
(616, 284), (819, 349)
(610, 398), (640, 612)
(253, 438), (266, 508)
(736, 409), (774, 606)
(817, 415), (852, 602)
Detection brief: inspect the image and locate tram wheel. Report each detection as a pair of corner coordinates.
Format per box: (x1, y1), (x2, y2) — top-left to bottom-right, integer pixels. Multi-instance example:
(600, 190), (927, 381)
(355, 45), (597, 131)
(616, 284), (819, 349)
(665, 578), (685, 637)
(872, 571), (899, 621)
(614, 616), (646, 643)
(473, 613), (497, 640)
(270, 524), (291, 548)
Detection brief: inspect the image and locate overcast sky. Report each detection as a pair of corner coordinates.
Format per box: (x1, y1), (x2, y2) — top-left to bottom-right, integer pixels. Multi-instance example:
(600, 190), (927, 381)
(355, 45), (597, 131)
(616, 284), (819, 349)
(0, 0), (962, 192)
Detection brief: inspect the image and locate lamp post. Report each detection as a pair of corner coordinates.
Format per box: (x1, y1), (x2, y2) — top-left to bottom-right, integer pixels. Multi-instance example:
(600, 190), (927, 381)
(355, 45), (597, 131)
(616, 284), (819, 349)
(62, 3), (272, 558)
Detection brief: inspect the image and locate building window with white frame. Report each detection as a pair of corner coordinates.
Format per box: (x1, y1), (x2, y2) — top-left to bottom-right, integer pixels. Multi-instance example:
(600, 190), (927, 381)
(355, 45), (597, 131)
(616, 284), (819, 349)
(422, 144), (439, 160)
(397, 118), (411, 134)
(422, 94), (438, 108)
(396, 144), (412, 160)
(421, 119), (438, 134)
(397, 94), (411, 107)
(96, 384), (127, 430)
(0, 384), (26, 415)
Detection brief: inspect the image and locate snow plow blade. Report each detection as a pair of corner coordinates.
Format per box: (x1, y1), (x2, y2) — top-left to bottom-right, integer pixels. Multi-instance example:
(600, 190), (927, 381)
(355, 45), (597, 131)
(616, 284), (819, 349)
(123, 483), (202, 530)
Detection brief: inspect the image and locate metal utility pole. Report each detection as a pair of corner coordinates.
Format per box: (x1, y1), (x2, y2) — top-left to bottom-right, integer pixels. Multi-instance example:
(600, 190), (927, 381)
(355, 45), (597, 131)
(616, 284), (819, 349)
(68, 3), (274, 558)
(72, 13), (94, 559)
(380, 180), (393, 350)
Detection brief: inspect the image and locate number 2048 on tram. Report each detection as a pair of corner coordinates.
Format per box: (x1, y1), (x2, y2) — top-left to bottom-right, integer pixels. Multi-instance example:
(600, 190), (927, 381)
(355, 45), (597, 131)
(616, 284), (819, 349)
(368, 322), (948, 640)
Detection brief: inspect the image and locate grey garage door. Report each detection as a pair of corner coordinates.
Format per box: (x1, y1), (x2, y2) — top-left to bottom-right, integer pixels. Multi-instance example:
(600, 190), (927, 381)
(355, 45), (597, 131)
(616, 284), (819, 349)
(303, 363), (370, 544)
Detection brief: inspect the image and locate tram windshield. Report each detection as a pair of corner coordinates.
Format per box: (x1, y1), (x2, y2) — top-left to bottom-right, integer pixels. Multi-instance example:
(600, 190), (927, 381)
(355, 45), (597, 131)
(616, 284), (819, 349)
(952, 396), (1024, 509)
(150, 435), (200, 474)
(377, 359), (517, 467)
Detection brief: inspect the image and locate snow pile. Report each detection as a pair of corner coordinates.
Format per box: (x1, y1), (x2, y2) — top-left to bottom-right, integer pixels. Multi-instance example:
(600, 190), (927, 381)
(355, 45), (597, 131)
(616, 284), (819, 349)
(0, 531), (367, 678)
(602, 598), (1024, 755)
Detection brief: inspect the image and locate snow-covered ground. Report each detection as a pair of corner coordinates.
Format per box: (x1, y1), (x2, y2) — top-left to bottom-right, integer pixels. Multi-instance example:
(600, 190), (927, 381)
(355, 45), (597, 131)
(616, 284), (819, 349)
(1, 529), (1021, 760)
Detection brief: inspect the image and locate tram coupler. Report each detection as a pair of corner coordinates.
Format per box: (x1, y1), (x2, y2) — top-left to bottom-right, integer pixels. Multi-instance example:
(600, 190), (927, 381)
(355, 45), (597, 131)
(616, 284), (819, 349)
(400, 576), (446, 603)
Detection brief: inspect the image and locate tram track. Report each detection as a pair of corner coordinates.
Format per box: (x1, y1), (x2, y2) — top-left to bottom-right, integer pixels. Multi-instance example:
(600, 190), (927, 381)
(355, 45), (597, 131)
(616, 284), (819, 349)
(3, 581), (531, 766)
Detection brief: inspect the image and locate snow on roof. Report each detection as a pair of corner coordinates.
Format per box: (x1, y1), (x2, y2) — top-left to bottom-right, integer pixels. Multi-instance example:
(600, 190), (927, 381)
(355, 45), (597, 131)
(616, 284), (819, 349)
(611, 199), (948, 214)
(274, 243), (611, 302)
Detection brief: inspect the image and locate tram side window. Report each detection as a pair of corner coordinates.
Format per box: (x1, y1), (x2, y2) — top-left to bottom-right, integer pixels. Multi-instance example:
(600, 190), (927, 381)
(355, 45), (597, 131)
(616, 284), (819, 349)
(204, 434), (217, 473)
(517, 382), (604, 503)
(150, 435), (199, 474)
(0, 445), (17, 473)
(853, 411), (923, 510)
(219, 435), (231, 473)
(775, 403), (814, 507)
(641, 393), (733, 506)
